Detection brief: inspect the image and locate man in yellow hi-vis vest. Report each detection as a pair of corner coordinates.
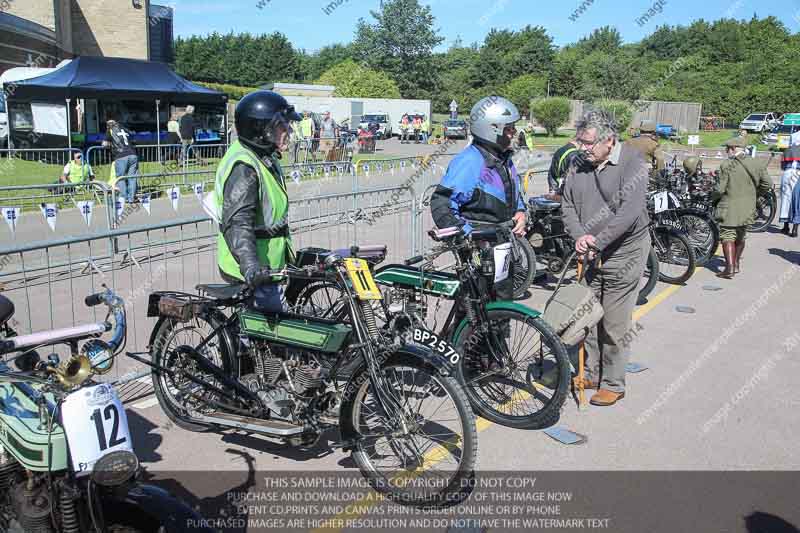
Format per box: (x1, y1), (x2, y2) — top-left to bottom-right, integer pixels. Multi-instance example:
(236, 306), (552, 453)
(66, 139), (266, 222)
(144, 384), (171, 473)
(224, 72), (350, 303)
(214, 90), (300, 312)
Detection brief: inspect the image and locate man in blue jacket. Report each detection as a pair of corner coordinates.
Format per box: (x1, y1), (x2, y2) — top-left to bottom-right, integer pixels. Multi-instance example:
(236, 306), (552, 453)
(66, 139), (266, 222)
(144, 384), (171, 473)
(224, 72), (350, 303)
(430, 95), (526, 301)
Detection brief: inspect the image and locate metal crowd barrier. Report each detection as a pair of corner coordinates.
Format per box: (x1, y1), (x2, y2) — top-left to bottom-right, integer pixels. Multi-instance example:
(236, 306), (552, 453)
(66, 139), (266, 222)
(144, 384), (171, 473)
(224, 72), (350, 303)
(0, 184), (420, 388)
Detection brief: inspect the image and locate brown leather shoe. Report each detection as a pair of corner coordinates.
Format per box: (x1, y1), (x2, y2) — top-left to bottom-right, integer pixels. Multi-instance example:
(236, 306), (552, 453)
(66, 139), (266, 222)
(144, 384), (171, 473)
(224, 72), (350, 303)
(590, 389), (625, 406)
(572, 375), (599, 390)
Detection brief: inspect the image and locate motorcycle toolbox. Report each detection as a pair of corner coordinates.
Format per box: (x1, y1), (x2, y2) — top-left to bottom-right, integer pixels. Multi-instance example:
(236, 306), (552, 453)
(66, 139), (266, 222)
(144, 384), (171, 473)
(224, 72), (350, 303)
(239, 311), (351, 354)
(0, 381), (68, 471)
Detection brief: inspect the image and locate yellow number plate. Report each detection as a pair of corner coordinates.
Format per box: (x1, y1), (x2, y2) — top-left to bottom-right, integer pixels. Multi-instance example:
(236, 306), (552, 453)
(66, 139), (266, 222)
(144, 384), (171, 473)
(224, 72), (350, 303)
(344, 258), (382, 300)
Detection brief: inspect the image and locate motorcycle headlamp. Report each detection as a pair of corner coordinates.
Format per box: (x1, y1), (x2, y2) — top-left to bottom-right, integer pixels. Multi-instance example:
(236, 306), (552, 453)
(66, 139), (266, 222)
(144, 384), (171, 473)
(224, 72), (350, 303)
(91, 450), (139, 487)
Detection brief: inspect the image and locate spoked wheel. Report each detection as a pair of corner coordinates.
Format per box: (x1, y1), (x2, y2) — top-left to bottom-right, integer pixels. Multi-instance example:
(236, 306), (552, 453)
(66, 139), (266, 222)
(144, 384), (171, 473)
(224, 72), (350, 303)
(747, 188), (777, 233)
(452, 310), (570, 429)
(346, 355), (477, 508)
(652, 225), (696, 284)
(675, 208), (720, 267)
(292, 281), (348, 319)
(511, 236), (537, 299)
(150, 311), (238, 432)
(637, 247), (660, 305)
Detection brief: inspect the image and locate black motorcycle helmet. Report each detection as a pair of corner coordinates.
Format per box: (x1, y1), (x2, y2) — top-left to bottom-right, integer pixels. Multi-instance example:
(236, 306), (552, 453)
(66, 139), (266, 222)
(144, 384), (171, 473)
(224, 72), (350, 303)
(235, 90), (301, 154)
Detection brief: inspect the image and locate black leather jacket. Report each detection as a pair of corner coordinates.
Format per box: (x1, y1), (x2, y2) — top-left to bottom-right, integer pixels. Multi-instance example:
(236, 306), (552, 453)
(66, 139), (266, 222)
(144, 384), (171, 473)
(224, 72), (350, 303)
(219, 140), (288, 284)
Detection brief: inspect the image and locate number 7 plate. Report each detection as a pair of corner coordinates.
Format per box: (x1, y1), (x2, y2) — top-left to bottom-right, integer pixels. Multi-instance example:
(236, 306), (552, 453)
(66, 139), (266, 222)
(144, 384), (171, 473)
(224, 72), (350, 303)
(344, 258), (382, 300)
(61, 383), (133, 475)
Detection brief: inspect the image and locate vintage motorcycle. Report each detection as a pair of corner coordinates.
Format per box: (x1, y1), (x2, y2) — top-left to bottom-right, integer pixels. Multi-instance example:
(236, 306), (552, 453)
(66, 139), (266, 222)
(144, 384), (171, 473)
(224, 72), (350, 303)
(286, 229), (572, 431)
(524, 195), (661, 304)
(0, 287), (209, 533)
(136, 253), (477, 508)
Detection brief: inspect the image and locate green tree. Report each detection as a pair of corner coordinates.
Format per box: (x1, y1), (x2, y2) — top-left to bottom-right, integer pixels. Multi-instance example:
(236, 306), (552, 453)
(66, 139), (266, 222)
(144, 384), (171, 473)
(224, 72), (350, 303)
(317, 59), (401, 98)
(531, 97), (571, 137)
(592, 99), (634, 131)
(503, 74), (547, 115)
(352, 0), (443, 98)
(576, 26), (622, 54)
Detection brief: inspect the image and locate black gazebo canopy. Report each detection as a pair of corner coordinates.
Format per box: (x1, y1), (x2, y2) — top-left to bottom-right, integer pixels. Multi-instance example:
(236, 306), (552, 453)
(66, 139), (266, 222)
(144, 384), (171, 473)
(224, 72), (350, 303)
(7, 56), (226, 105)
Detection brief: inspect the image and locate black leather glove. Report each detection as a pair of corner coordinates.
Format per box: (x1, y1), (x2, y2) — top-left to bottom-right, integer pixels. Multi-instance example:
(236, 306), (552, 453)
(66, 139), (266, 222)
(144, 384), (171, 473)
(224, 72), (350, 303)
(244, 266), (277, 288)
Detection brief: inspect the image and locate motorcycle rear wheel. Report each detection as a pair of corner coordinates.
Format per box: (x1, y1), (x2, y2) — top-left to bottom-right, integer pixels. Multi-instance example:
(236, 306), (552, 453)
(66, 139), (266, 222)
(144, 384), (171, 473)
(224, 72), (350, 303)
(150, 311), (238, 432)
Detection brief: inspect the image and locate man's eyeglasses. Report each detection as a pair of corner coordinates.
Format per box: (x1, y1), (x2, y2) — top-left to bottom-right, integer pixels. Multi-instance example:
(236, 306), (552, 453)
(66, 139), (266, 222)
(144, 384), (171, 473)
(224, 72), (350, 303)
(74, 154), (82, 159)
(575, 137), (599, 148)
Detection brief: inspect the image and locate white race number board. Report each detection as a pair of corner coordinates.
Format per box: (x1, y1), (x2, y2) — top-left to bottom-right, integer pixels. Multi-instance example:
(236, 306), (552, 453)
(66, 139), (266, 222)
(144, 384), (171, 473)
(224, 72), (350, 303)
(62, 383), (133, 475)
(653, 191), (669, 214)
(494, 242), (513, 283)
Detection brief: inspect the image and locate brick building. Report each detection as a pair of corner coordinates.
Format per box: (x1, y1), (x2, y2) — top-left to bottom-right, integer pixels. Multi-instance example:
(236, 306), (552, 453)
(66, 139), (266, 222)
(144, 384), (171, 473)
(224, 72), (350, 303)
(0, 0), (174, 76)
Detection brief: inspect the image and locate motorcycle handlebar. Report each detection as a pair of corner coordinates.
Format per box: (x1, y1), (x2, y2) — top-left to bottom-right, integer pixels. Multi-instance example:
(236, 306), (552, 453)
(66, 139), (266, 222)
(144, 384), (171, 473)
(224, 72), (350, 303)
(404, 255), (424, 266)
(85, 293), (104, 307)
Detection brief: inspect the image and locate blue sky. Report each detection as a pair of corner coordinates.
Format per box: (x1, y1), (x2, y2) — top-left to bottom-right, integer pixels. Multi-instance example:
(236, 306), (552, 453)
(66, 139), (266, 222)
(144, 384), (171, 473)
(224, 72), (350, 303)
(165, 0), (799, 52)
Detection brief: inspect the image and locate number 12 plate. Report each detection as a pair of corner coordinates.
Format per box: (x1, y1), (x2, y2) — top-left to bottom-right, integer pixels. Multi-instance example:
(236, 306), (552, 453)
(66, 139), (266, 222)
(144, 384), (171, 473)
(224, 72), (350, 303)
(61, 383), (133, 475)
(344, 258), (382, 300)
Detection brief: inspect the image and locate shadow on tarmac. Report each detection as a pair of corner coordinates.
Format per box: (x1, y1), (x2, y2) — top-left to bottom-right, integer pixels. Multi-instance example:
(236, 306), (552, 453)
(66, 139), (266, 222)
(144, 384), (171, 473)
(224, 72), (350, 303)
(744, 511), (799, 533)
(768, 247), (800, 265)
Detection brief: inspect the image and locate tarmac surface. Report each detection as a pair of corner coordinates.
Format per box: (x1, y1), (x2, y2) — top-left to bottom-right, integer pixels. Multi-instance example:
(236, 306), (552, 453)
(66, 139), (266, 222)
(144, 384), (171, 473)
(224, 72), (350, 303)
(1, 137), (798, 532)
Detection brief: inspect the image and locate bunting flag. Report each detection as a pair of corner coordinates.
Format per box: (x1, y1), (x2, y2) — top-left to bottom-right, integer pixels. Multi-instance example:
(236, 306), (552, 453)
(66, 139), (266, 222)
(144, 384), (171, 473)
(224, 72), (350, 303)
(324, 165), (331, 179)
(76, 200), (94, 227)
(1, 207), (21, 234)
(40, 203), (57, 232)
(363, 164), (370, 177)
(193, 183), (204, 201)
(376, 163), (383, 173)
(115, 197), (125, 219)
(400, 160), (407, 171)
(169, 186), (180, 212)
(291, 170), (302, 184)
(141, 193), (151, 215)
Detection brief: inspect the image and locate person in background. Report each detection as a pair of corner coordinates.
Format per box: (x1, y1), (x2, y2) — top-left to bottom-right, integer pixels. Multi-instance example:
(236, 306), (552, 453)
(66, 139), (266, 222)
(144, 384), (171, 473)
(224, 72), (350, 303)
(421, 116), (430, 144)
(546, 138), (583, 198)
(518, 122), (535, 151)
(712, 136), (773, 278)
(166, 113), (181, 161)
(318, 111), (337, 158)
(412, 115), (423, 144)
(58, 151), (94, 184)
(560, 109), (650, 407)
(625, 119), (665, 173)
(779, 132), (800, 237)
(103, 118), (139, 203)
(179, 105), (196, 163)
(400, 114), (411, 144)
(300, 111), (315, 140)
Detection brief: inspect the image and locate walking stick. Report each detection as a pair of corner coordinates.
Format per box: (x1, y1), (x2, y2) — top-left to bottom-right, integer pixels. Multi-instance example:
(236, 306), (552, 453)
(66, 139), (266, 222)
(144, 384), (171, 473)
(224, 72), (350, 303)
(576, 258), (587, 410)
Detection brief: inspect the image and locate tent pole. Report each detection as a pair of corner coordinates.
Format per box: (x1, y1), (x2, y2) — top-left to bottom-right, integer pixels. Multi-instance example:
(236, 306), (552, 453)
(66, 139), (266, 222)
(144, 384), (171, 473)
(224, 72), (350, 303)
(156, 99), (162, 165)
(224, 102), (229, 147)
(66, 98), (72, 150)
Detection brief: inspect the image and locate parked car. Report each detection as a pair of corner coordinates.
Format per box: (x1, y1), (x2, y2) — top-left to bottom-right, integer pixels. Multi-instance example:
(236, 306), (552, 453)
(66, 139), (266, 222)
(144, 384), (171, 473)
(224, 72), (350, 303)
(762, 123), (798, 145)
(443, 119), (468, 139)
(739, 112), (780, 133)
(358, 113), (392, 139)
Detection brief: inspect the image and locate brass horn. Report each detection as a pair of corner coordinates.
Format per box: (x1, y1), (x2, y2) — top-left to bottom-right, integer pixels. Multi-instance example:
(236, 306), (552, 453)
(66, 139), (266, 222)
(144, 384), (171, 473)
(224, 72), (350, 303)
(48, 354), (92, 388)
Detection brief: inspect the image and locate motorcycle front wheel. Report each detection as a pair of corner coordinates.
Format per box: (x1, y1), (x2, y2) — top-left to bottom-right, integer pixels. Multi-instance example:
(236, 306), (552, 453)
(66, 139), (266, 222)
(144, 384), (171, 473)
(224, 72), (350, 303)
(452, 310), (570, 430)
(343, 353), (477, 508)
(653, 225), (696, 285)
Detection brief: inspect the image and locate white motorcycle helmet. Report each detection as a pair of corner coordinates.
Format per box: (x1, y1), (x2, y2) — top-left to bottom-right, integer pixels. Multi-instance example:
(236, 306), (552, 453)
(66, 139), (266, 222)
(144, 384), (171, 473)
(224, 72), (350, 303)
(469, 96), (520, 150)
